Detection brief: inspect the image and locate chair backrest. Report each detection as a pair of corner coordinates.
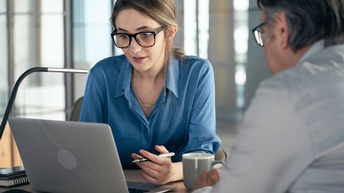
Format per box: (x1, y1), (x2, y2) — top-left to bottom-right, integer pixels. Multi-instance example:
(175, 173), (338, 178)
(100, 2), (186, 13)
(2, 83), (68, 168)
(68, 96), (84, 121)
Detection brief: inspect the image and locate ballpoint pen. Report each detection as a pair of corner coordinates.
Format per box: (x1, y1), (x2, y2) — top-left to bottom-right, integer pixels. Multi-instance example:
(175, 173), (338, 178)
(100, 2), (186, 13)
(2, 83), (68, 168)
(132, 152), (175, 163)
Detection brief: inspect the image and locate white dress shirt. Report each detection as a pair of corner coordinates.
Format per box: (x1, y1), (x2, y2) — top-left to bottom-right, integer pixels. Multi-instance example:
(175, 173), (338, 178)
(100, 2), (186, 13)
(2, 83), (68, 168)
(193, 41), (344, 193)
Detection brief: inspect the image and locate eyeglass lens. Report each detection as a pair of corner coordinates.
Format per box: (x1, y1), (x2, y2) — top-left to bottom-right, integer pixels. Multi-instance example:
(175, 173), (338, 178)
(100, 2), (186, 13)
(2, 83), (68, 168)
(114, 32), (156, 48)
(253, 30), (264, 46)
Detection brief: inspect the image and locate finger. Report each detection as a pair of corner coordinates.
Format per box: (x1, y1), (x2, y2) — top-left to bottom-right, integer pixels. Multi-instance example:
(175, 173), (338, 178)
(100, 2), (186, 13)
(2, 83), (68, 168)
(136, 158), (162, 173)
(137, 162), (165, 182)
(139, 169), (161, 184)
(138, 162), (160, 174)
(139, 168), (168, 185)
(155, 145), (169, 154)
(131, 153), (143, 159)
(139, 149), (163, 164)
(208, 168), (221, 183)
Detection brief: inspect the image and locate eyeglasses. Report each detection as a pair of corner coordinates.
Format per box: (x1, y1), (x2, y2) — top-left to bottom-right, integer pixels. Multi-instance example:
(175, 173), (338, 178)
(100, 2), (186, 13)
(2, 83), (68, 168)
(252, 21), (268, 47)
(111, 26), (165, 49)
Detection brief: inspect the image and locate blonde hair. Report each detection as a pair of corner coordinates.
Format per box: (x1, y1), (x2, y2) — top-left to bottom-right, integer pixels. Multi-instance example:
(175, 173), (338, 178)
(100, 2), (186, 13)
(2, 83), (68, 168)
(111, 0), (185, 60)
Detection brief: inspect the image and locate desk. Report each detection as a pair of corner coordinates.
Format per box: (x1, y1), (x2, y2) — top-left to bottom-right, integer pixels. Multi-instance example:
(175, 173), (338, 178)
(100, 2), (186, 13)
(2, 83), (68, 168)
(0, 169), (191, 193)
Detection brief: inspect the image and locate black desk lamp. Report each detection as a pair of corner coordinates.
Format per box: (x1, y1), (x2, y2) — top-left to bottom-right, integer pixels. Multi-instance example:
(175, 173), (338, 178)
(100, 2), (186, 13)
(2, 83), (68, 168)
(0, 67), (88, 139)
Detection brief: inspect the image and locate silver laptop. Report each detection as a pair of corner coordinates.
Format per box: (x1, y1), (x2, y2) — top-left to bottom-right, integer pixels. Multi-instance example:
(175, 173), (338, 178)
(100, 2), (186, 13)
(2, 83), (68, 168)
(8, 117), (176, 193)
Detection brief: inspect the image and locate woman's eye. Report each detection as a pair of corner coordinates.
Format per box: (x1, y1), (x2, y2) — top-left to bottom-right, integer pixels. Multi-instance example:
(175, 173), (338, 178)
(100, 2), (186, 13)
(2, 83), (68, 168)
(139, 33), (152, 40)
(117, 34), (128, 39)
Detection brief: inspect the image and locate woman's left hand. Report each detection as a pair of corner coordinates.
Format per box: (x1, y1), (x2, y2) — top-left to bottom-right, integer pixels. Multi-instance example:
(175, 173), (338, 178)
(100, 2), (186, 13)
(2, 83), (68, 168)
(131, 145), (183, 185)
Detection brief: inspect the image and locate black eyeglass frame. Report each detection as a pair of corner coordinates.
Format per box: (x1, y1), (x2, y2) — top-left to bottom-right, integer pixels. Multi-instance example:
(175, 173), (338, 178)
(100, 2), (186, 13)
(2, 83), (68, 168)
(111, 26), (165, 49)
(251, 21), (268, 47)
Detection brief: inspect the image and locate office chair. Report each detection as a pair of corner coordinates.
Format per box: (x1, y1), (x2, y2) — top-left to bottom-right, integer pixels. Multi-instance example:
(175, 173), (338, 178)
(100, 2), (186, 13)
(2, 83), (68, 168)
(68, 96), (84, 121)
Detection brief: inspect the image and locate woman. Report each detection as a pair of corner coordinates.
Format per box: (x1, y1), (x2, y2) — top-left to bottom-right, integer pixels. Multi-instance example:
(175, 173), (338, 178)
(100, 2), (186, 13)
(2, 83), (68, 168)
(80, 0), (220, 185)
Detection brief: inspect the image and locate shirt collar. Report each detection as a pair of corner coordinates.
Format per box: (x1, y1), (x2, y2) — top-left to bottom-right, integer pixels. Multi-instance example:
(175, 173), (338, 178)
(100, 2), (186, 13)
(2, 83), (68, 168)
(165, 56), (180, 98)
(115, 59), (132, 98)
(297, 40), (325, 65)
(114, 56), (180, 98)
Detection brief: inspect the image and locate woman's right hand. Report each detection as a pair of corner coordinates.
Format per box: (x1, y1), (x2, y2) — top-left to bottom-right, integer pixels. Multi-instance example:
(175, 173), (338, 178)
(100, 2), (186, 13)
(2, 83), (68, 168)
(131, 145), (183, 185)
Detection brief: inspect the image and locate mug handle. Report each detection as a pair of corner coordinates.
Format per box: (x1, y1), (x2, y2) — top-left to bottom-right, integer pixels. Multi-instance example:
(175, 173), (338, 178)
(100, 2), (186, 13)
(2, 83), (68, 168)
(212, 160), (224, 169)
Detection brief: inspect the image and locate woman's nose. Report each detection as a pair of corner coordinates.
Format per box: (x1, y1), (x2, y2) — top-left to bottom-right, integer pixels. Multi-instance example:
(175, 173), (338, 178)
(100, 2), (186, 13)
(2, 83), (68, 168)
(129, 37), (142, 54)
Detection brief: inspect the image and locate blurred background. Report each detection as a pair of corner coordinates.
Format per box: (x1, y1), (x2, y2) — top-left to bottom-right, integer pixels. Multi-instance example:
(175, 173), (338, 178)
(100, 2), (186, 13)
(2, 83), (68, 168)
(0, 0), (270, 167)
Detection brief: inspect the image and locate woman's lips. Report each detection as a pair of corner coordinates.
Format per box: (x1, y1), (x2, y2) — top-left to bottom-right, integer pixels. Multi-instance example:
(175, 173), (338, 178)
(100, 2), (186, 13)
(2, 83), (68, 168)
(132, 56), (146, 63)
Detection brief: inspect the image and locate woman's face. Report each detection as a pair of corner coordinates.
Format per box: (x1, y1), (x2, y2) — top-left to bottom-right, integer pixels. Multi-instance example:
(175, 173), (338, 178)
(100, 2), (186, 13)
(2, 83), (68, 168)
(115, 8), (167, 73)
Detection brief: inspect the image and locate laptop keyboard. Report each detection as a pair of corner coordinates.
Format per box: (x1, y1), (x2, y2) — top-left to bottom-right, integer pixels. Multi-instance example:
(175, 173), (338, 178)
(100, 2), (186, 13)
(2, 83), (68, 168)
(128, 188), (150, 193)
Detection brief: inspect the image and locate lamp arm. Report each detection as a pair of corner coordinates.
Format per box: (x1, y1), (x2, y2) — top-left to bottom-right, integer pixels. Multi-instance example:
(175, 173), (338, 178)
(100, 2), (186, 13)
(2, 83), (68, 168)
(0, 67), (88, 139)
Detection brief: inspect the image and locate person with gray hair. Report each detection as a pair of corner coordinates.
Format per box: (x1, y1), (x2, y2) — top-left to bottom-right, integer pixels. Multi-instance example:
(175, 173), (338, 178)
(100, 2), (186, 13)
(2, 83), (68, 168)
(192, 0), (344, 192)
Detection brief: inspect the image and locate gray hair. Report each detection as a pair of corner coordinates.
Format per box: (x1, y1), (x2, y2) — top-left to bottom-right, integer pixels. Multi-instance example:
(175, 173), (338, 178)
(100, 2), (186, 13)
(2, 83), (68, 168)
(257, 0), (344, 52)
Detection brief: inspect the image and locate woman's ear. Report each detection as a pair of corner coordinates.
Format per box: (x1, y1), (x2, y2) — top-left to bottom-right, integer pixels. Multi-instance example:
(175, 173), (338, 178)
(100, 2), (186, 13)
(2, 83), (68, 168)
(167, 26), (177, 40)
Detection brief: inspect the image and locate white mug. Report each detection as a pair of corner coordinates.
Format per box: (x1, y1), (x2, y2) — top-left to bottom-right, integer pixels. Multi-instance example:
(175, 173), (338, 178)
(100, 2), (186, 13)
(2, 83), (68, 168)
(182, 152), (224, 190)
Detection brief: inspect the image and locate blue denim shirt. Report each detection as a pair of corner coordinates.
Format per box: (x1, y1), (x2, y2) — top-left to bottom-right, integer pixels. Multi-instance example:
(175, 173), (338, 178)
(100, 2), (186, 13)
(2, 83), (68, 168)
(80, 55), (220, 168)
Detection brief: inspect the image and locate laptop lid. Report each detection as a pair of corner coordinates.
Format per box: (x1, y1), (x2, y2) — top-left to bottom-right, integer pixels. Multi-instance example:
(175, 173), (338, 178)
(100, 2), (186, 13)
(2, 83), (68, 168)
(8, 117), (175, 193)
